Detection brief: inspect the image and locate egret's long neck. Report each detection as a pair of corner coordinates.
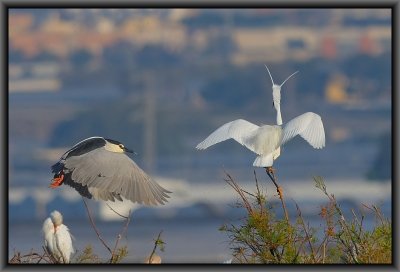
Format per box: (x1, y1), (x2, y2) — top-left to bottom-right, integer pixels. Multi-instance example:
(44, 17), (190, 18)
(275, 103), (283, 125)
(272, 86), (283, 125)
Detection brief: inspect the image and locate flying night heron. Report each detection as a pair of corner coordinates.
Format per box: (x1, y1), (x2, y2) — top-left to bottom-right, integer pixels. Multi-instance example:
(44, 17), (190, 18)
(50, 136), (171, 205)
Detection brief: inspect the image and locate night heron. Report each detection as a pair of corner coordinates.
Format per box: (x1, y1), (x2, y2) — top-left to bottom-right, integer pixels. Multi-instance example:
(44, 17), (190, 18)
(42, 210), (74, 263)
(50, 136), (171, 205)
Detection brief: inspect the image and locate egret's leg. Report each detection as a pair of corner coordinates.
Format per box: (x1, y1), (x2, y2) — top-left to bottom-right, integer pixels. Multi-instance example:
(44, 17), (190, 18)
(266, 166), (275, 174)
(264, 167), (289, 222)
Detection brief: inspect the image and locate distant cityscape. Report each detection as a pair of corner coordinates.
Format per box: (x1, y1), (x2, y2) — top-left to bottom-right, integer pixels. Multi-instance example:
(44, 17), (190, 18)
(10, 9), (391, 97)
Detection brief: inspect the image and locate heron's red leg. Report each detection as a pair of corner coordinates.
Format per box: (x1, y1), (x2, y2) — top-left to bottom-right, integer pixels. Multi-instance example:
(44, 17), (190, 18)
(50, 172), (64, 188)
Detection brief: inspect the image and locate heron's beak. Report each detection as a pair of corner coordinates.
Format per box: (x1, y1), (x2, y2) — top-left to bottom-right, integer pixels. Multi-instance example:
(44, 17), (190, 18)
(124, 147), (137, 155)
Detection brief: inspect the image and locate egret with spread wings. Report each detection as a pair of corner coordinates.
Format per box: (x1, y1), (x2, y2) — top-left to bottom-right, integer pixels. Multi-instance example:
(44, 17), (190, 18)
(196, 112), (325, 168)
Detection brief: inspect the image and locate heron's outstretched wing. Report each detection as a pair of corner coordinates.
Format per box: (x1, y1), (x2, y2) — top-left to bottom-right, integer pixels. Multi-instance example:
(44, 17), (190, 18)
(64, 149), (171, 205)
(281, 112), (325, 149)
(196, 119), (260, 153)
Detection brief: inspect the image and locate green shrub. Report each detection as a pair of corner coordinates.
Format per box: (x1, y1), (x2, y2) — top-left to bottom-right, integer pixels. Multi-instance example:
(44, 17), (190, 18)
(220, 172), (392, 264)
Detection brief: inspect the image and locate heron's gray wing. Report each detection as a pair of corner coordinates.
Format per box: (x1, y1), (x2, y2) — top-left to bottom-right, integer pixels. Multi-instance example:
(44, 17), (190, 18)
(281, 112), (325, 149)
(196, 119), (260, 153)
(64, 148), (170, 205)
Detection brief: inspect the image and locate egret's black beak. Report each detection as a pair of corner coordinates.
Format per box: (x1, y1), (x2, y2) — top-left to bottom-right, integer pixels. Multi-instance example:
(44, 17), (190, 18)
(124, 147), (137, 155)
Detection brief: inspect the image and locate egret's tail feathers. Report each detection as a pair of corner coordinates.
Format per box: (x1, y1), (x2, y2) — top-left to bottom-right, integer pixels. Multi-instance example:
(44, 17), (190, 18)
(253, 154), (273, 167)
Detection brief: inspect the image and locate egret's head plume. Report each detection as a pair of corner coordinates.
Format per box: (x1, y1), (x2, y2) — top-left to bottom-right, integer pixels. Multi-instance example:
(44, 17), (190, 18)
(279, 70), (299, 87)
(264, 64), (275, 86)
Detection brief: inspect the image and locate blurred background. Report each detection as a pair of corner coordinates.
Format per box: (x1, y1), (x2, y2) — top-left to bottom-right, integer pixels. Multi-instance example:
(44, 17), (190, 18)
(8, 8), (391, 263)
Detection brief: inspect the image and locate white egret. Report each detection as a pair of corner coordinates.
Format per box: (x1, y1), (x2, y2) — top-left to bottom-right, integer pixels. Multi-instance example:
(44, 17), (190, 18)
(196, 68), (325, 211)
(42, 210), (74, 263)
(196, 66), (325, 221)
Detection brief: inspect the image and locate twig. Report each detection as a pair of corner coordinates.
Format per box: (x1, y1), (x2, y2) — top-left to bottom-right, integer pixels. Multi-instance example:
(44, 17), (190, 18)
(265, 168), (289, 222)
(27, 248), (34, 263)
(295, 202), (317, 263)
(316, 235), (328, 258)
(315, 177), (361, 259)
(147, 230), (163, 263)
(223, 171), (253, 214)
(110, 209), (132, 263)
(254, 170), (261, 197)
(361, 203), (385, 225)
(241, 189), (257, 198)
(82, 197), (112, 254)
(35, 251), (48, 264)
(42, 246), (57, 263)
(106, 203), (129, 219)
(253, 170), (265, 216)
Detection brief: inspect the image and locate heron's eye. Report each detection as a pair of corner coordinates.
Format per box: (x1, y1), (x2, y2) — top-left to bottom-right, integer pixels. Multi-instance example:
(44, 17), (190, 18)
(119, 144), (124, 149)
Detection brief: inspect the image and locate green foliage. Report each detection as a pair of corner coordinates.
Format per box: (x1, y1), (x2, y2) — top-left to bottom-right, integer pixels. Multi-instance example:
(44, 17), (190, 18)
(110, 246), (128, 264)
(145, 230), (165, 263)
(221, 173), (392, 264)
(74, 245), (102, 263)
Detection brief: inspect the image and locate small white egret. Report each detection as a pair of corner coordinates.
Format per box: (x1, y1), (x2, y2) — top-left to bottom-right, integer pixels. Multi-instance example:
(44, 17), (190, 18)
(196, 68), (325, 207)
(42, 210), (74, 263)
(196, 67), (325, 221)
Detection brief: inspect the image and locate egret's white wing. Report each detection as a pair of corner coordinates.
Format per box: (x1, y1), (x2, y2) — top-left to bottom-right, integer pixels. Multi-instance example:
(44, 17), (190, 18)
(42, 218), (56, 256)
(196, 119), (260, 152)
(281, 112), (325, 149)
(55, 225), (74, 263)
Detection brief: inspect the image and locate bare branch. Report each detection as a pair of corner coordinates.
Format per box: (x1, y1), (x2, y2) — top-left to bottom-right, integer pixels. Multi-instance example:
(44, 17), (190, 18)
(82, 197), (112, 254)
(265, 168), (289, 222)
(110, 209), (132, 263)
(147, 230), (164, 264)
(295, 202), (317, 263)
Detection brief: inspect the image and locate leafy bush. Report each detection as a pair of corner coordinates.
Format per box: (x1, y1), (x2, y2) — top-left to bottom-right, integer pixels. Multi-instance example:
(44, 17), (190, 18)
(220, 172), (391, 264)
